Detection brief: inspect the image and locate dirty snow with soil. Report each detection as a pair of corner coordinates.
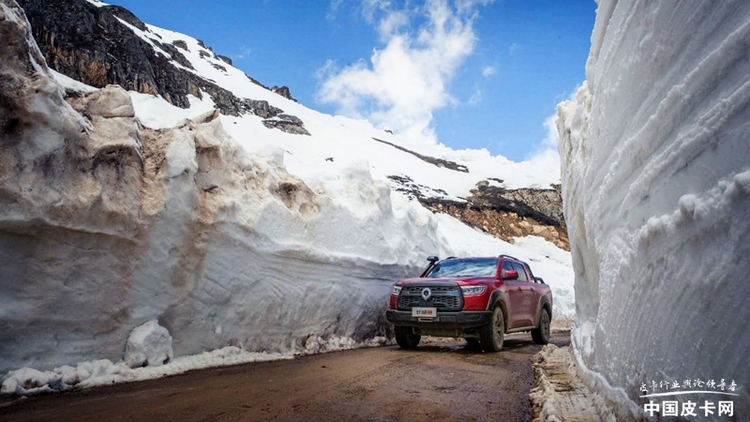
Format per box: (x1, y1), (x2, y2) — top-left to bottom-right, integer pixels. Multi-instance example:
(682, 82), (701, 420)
(558, 0), (750, 419)
(1, 0), (573, 395)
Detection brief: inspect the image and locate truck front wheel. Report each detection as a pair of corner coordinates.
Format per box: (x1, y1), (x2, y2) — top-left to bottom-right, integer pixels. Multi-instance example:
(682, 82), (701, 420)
(479, 306), (505, 352)
(395, 326), (421, 349)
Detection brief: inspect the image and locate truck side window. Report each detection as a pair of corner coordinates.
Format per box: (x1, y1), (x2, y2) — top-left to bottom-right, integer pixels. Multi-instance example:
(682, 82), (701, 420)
(512, 262), (528, 281)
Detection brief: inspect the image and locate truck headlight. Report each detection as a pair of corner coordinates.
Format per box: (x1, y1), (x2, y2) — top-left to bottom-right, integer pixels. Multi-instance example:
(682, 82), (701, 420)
(461, 285), (486, 296)
(391, 285), (402, 295)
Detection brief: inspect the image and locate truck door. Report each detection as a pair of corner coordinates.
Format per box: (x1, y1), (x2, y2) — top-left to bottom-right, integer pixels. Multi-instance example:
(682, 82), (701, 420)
(512, 262), (536, 327)
(501, 260), (525, 329)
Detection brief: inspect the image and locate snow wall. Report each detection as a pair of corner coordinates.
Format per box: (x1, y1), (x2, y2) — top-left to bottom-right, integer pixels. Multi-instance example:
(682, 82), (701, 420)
(559, 0), (750, 418)
(0, 1), (431, 375)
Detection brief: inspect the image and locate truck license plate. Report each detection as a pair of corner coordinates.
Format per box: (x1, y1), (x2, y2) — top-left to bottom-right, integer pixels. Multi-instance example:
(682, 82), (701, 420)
(412, 307), (437, 318)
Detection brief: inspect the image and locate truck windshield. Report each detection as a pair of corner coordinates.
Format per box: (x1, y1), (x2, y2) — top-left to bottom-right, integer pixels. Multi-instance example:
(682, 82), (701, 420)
(426, 258), (498, 278)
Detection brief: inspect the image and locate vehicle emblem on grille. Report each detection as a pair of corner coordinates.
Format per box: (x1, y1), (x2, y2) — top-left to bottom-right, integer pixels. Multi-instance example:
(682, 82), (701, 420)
(421, 287), (432, 300)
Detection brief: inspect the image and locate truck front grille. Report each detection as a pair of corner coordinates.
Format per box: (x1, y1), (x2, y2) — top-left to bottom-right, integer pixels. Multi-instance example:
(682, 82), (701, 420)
(397, 285), (463, 311)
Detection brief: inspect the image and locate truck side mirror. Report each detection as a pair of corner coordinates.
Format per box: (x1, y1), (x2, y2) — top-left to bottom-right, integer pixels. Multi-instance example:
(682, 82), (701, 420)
(502, 270), (519, 280)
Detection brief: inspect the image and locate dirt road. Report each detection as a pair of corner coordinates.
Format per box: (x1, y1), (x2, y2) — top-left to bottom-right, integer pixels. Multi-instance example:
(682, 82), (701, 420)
(1, 332), (569, 422)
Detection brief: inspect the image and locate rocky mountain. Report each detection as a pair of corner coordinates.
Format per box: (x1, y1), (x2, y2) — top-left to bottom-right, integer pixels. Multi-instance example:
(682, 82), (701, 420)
(17, 0), (309, 134)
(17, 0), (566, 249)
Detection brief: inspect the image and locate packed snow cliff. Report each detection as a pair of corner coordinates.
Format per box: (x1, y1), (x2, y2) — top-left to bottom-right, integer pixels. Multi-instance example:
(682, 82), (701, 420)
(0, 0), (574, 394)
(559, 0), (750, 419)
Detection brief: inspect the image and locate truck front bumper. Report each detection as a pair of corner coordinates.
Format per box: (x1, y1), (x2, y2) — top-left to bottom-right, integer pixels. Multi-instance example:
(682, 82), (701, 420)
(385, 309), (492, 330)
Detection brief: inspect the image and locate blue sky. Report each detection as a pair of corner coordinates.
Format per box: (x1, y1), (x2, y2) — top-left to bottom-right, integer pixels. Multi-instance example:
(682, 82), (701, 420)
(105, 0), (596, 162)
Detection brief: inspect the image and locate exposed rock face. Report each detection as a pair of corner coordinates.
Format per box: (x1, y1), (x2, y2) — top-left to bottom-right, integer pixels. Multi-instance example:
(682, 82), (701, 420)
(421, 198), (569, 250)
(263, 114), (310, 135)
(172, 39), (188, 50)
(17, 0), (309, 134)
(18, 0), (193, 106)
(374, 138), (469, 173)
(245, 99), (283, 119)
(470, 182), (565, 227)
(215, 54), (232, 66)
(389, 176), (568, 249)
(271, 85), (297, 102)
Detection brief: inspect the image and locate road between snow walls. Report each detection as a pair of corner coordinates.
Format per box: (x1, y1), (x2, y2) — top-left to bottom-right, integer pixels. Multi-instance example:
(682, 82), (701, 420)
(0, 0), (576, 396)
(558, 1), (750, 420)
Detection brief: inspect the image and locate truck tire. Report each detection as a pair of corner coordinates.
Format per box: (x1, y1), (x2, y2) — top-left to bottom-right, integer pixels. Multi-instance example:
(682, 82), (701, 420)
(395, 326), (421, 349)
(479, 306), (504, 352)
(531, 308), (550, 345)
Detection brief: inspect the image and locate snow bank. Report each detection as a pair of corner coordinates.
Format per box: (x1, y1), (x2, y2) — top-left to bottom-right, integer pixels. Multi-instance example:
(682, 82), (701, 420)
(125, 320), (174, 368)
(1, 348), (290, 395)
(559, 0), (750, 418)
(1, 329), (389, 396)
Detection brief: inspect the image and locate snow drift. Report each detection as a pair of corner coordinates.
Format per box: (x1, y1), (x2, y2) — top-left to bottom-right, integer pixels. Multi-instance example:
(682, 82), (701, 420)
(559, 0), (750, 418)
(0, 0), (574, 394)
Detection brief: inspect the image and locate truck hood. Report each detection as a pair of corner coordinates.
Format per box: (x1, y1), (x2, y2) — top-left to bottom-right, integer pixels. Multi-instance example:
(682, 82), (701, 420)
(397, 277), (491, 285)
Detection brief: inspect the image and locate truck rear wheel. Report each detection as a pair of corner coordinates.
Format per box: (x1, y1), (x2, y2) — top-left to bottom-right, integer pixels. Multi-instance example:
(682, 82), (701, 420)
(479, 306), (504, 352)
(531, 309), (551, 345)
(395, 326), (421, 349)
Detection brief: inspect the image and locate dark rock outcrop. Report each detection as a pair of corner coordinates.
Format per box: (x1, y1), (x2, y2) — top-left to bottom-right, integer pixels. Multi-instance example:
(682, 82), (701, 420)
(216, 54), (232, 66)
(271, 85), (297, 102)
(18, 0), (192, 107)
(246, 73), (269, 89)
(387, 176), (568, 250)
(263, 114), (310, 135)
(172, 39), (188, 50)
(17, 0), (309, 134)
(244, 99), (283, 119)
(373, 138), (469, 173)
(470, 182), (565, 226)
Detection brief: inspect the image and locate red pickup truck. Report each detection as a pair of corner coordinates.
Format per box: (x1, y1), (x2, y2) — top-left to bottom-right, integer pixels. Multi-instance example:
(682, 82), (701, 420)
(385, 255), (552, 352)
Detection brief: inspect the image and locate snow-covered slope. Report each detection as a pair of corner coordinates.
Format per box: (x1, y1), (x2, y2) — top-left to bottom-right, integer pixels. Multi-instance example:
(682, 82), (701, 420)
(558, 0), (750, 418)
(117, 19), (562, 196)
(0, 0), (573, 394)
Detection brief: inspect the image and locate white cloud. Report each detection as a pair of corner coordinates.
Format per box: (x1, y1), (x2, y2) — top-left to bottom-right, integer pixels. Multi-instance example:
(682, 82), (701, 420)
(317, 0), (494, 144)
(456, 0), (495, 14)
(508, 42), (521, 54)
(468, 87), (482, 105)
(481, 65), (496, 77)
(378, 9), (409, 39)
(327, 0), (345, 20)
(525, 85), (582, 173)
(233, 46), (253, 60)
(525, 114), (561, 174)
